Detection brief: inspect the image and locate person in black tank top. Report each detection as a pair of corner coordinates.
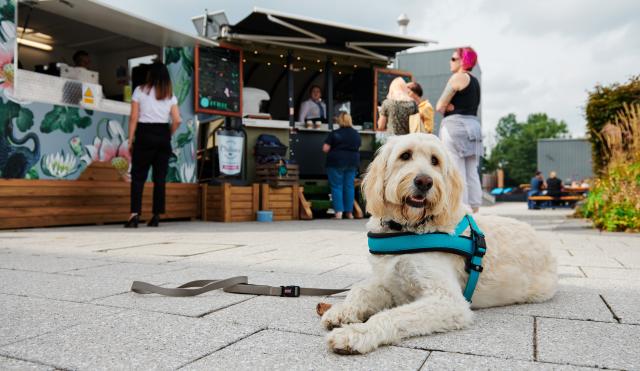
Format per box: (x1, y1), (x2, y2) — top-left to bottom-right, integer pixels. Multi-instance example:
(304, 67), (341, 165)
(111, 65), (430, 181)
(435, 47), (483, 213)
(445, 74), (480, 117)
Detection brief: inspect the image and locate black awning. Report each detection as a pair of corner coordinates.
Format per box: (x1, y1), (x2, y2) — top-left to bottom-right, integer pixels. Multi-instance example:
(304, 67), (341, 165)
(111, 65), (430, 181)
(227, 8), (434, 60)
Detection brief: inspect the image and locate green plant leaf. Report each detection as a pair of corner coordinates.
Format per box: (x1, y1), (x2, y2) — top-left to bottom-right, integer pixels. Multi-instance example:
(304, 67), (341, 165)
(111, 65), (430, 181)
(16, 107), (34, 132)
(165, 48), (181, 65)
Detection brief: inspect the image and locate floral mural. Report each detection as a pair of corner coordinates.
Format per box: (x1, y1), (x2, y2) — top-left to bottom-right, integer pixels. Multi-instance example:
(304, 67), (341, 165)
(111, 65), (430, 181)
(0, 0), (198, 182)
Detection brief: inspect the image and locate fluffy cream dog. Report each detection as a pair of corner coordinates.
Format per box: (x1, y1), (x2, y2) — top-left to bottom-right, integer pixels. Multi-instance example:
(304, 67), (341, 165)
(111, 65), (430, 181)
(322, 133), (557, 354)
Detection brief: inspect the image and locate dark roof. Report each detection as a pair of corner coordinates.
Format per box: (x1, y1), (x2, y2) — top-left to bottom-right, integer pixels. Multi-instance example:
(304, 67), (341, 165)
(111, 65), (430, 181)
(228, 8), (434, 60)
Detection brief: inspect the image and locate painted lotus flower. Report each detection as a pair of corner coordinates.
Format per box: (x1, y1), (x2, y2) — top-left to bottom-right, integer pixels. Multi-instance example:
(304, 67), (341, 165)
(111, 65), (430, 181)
(69, 136), (83, 156)
(41, 151), (79, 179)
(0, 21), (15, 92)
(81, 120), (130, 163)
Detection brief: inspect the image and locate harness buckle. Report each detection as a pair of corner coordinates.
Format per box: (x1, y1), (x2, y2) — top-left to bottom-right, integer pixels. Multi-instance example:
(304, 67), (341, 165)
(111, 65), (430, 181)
(465, 260), (484, 273)
(474, 235), (487, 257)
(280, 285), (300, 297)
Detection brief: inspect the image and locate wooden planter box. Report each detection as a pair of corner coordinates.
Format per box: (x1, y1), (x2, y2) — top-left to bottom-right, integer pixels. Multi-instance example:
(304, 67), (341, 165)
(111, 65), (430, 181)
(0, 179), (200, 230)
(260, 184), (299, 221)
(202, 183), (260, 222)
(255, 163), (299, 187)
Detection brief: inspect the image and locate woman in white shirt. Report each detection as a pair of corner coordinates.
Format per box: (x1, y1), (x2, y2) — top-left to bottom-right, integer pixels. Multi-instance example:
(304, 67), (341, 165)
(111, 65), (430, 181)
(125, 62), (181, 228)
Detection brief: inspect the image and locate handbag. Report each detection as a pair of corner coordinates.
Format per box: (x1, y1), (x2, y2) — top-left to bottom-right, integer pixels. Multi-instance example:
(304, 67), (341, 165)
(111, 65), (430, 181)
(409, 113), (426, 133)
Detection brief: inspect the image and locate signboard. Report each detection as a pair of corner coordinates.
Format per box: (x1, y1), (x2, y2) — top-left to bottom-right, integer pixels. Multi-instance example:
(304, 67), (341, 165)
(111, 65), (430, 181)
(216, 131), (244, 175)
(81, 83), (102, 109)
(373, 68), (412, 129)
(195, 44), (243, 116)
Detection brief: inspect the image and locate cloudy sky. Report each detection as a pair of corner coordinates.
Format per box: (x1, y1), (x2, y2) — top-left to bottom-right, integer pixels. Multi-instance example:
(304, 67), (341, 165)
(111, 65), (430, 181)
(103, 0), (640, 143)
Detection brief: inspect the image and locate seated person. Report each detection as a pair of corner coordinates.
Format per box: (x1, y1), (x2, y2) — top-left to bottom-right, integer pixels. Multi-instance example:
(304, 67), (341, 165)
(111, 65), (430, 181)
(298, 85), (326, 124)
(73, 50), (91, 69)
(546, 171), (563, 198)
(528, 171), (545, 209)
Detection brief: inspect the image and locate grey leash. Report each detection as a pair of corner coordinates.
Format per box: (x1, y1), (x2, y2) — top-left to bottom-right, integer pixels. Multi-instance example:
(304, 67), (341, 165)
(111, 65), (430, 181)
(131, 276), (348, 297)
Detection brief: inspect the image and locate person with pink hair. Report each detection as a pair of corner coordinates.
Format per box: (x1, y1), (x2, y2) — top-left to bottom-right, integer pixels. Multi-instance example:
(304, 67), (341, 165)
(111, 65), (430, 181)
(436, 47), (482, 212)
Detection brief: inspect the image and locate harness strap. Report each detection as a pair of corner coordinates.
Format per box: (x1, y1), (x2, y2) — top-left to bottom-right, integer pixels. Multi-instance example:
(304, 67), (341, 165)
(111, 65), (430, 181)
(368, 214), (486, 302)
(131, 276), (348, 298)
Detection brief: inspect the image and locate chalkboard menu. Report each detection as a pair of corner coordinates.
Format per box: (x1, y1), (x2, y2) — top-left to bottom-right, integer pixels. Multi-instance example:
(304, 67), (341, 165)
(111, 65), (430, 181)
(373, 68), (413, 127)
(195, 45), (243, 116)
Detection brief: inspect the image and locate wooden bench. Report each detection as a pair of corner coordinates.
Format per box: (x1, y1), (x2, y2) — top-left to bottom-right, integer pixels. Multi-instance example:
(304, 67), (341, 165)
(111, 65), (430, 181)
(528, 195), (584, 209)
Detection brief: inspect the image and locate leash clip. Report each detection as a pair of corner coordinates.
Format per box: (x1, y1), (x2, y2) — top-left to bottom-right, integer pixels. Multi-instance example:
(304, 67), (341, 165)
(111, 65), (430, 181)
(280, 285), (300, 297)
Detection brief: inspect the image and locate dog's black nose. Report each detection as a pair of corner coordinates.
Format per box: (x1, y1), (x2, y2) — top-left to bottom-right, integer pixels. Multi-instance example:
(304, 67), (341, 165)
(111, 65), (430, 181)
(414, 175), (433, 192)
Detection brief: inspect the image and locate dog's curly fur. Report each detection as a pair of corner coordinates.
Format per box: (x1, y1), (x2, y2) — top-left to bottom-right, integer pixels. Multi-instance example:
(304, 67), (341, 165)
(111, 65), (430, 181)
(322, 133), (557, 354)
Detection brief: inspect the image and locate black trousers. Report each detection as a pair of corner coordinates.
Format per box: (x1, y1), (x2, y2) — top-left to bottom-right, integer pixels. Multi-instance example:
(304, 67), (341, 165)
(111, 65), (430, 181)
(130, 123), (172, 215)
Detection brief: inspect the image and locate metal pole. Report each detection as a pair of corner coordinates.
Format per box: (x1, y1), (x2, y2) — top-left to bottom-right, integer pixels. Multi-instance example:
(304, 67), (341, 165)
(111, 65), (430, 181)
(325, 59), (334, 131)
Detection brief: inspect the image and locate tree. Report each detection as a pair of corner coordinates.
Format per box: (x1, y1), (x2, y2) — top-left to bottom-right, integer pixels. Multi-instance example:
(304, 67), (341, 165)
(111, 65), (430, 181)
(486, 113), (569, 186)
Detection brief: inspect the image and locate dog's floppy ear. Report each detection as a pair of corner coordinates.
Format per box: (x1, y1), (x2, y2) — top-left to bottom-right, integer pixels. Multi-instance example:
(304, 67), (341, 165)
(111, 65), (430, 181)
(362, 141), (392, 217)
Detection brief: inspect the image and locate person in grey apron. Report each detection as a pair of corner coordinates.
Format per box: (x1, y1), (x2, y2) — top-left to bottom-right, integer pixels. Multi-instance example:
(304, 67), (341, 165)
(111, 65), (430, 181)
(436, 47), (482, 212)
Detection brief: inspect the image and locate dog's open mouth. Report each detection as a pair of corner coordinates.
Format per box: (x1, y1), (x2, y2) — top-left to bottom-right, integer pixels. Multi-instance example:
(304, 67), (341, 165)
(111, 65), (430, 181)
(405, 194), (427, 208)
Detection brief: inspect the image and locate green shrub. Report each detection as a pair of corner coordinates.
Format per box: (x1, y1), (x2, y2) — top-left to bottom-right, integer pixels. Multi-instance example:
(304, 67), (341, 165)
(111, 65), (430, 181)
(585, 76), (640, 174)
(578, 104), (640, 232)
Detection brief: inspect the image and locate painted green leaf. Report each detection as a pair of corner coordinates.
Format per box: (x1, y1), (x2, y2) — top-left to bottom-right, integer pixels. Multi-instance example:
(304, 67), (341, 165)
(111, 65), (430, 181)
(26, 167), (39, 180)
(84, 109), (94, 116)
(175, 131), (193, 148)
(165, 48), (181, 65)
(40, 106), (93, 133)
(40, 106), (66, 133)
(166, 165), (180, 183)
(16, 107), (34, 132)
(175, 77), (191, 106)
(180, 48), (193, 76)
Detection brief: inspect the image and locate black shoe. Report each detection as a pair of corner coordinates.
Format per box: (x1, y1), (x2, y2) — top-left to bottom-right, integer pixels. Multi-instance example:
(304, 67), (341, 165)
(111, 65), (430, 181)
(147, 214), (160, 227)
(124, 214), (139, 228)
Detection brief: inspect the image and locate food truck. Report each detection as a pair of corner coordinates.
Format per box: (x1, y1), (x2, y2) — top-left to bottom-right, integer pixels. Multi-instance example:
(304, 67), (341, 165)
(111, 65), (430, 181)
(0, 0), (433, 228)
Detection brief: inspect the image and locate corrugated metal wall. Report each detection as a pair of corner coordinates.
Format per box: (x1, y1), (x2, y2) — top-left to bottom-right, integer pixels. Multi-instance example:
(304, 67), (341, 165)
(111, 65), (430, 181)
(396, 48), (482, 135)
(537, 139), (593, 183)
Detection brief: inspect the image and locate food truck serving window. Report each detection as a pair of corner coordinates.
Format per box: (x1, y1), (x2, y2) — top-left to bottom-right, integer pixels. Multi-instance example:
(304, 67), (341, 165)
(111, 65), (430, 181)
(194, 44), (243, 116)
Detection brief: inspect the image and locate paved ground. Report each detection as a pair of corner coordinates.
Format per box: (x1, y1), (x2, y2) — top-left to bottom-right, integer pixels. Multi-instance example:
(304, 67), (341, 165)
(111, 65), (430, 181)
(1, 202), (639, 370)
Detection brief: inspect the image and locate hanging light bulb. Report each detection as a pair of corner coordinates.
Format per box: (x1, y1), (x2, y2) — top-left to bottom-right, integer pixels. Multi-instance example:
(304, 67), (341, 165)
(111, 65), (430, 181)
(302, 66), (307, 71)
(353, 64), (358, 68)
(333, 61), (338, 66)
(296, 56), (301, 61)
(319, 68), (323, 72)
(280, 54), (284, 58)
(316, 59), (321, 63)
(254, 50), (258, 54)
(242, 59), (246, 63)
(267, 62), (271, 66)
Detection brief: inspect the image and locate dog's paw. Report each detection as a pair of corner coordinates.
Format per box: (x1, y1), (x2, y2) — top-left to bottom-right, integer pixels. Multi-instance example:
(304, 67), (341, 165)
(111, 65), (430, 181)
(327, 323), (378, 355)
(321, 304), (361, 330)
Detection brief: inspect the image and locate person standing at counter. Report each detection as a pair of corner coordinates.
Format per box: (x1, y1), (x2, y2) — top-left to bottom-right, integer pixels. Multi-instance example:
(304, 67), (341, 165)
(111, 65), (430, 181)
(73, 50), (91, 69)
(376, 77), (417, 135)
(298, 85), (327, 124)
(322, 112), (361, 220)
(125, 62), (181, 228)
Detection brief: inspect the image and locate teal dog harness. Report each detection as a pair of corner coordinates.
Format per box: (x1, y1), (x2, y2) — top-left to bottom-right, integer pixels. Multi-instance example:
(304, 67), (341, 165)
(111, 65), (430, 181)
(368, 215), (487, 302)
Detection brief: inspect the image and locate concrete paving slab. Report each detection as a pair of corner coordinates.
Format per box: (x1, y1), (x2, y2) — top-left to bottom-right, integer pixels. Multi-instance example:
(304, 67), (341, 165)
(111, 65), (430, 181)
(0, 294), (123, 346)
(480, 287), (614, 323)
(581, 267), (640, 280)
(556, 254), (623, 268)
(421, 351), (597, 370)
(182, 329), (429, 371)
(537, 317), (640, 370)
(399, 312), (534, 361)
(0, 269), (132, 302)
(0, 356), (53, 370)
(93, 288), (255, 317)
(204, 295), (343, 336)
(557, 266), (586, 278)
(62, 261), (187, 280)
(0, 310), (261, 371)
(601, 292), (640, 325)
(0, 250), (110, 273)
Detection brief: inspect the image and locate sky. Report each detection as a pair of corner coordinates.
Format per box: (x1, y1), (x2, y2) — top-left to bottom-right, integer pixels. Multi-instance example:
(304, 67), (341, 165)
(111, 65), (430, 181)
(103, 0), (640, 144)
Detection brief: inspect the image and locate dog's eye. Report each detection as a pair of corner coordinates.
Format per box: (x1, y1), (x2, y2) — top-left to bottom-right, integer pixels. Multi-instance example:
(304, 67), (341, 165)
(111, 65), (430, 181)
(431, 156), (439, 166)
(399, 151), (412, 161)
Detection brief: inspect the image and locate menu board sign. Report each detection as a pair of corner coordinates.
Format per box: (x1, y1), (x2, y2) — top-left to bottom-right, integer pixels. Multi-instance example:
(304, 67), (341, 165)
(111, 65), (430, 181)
(195, 44), (243, 116)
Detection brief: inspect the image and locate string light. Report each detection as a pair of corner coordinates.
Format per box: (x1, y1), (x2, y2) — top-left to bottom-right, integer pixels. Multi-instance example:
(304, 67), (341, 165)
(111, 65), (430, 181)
(316, 59), (321, 63)
(284, 64), (288, 68)
(267, 62), (271, 66)
(319, 68), (323, 72)
(242, 59), (246, 63)
(353, 64), (358, 68)
(302, 66), (306, 71)
(338, 71), (342, 75)
(280, 54), (284, 58)
(333, 61), (338, 65)
(253, 50), (258, 54)
(296, 56), (301, 61)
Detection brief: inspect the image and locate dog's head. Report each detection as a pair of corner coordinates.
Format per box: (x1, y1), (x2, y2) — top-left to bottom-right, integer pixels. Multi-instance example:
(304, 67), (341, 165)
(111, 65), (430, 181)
(362, 133), (465, 229)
